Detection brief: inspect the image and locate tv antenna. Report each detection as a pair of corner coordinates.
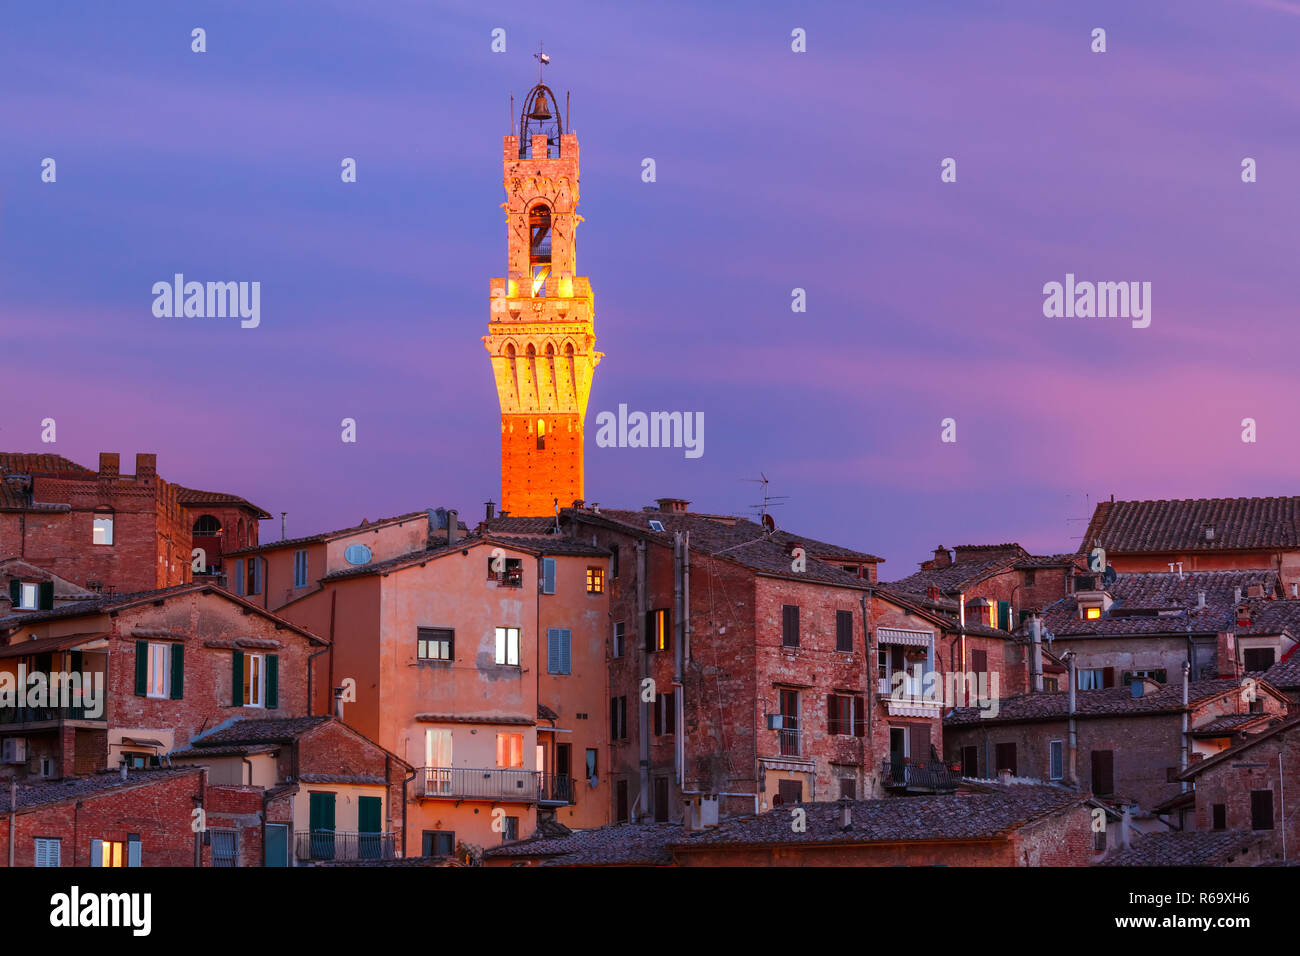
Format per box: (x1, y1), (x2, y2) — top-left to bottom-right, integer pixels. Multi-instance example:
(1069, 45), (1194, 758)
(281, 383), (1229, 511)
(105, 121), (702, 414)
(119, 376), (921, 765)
(534, 42), (550, 82)
(743, 474), (788, 534)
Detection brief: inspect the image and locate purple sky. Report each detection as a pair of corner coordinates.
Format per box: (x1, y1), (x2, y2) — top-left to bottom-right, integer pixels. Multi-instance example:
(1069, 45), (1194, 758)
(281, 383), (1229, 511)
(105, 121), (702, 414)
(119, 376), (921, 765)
(3, 0), (1298, 578)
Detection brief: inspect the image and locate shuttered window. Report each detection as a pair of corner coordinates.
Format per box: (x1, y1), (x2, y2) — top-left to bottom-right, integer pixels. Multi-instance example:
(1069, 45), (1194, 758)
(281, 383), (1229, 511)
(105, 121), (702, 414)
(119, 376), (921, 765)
(418, 628), (453, 661)
(1251, 789), (1275, 830)
(34, 838), (60, 867)
(781, 605), (800, 647)
(547, 628), (572, 674)
(234, 559), (245, 596)
(972, 649), (988, 675)
(1091, 749), (1115, 796)
(541, 558), (556, 594)
(1049, 740), (1063, 780)
(293, 550), (308, 588)
(612, 622), (625, 658)
(646, 609), (670, 653)
(835, 610), (853, 652)
(995, 742), (1017, 776)
(610, 696), (627, 740)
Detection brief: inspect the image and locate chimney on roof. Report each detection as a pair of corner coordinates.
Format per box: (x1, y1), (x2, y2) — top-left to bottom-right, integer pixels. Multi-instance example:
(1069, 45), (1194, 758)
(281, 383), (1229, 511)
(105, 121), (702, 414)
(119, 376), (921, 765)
(838, 797), (852, 830)
(485, 500), (496, 522)
(927, 585), (941, 601)
(1234, 587), (1242, 604)
(447, 510), (459, 547)
(1293, 583), (1298, 599)
(572, 499), (584, 509)
(656, 498), (690, 514)
(932, 547), (952, 569)
(333, 686), (346, 720)
(99, 453), (119, 479)
(135, 453), (156, 482)
(997, 769), (1012, 785)
(1197, 590), (1206, 610)
(1236, 604), (1252, 626)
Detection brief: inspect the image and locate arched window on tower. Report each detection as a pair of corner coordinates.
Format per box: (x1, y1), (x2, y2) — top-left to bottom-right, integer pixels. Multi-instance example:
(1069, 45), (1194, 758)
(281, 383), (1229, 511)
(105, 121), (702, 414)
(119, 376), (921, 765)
(530, 204), (551, 297)
(192, 514), (222, 537)
(537, 418), (547, 450)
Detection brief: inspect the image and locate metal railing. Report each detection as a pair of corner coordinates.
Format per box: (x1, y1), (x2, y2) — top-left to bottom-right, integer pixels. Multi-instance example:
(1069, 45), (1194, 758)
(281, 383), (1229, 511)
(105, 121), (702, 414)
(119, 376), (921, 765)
(778, 728), (801, 757)
(294, 830), (397, 862)
(414, 766), (540, 802)
(537, 773), (577, 805)
(881, 757), (961, 792)
(0, 703), (106, 725)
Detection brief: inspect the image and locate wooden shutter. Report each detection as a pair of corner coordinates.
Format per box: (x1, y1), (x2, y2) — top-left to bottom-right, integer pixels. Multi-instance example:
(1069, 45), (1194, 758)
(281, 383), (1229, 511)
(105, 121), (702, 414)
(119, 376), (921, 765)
(1251, 789), (1275, 830)
(961, 745), (978, 777)
(836, 610), (853, 651)
(972, 649), (988, 674)
(852, 696), (865, 738)
(611, 697), (619, 739)
(7, 580), (19, 606)
(266, 654), (279, 708)
(909, 723), (931, 762)
(654, 694), (663, 735)
(1102, 667), (1115, 688)
(542, 558), (556, 594)
(665, 692), (675, 734)
(231, 650), (244, 706)
(134, 641), (148, 696)
(827, 694), (839, 735)
(1090, 749), (1114, 795)
(169, 644), (184, 700)
(127, 837), (141, 867)
(997, 601), (1010, 630)
(235, 559), (245, 595)
(782, 605), (799, 646)
(38, 582), (54, 610)
(357, 796), (382, 833)
(645, 610), (654, 652)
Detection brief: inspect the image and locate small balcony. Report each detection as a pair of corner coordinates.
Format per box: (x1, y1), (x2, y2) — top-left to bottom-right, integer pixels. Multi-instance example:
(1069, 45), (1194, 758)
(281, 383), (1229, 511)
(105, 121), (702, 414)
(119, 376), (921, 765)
(294, 830), (396, 863)
(414, 766), (541, 803)
(537, 773), (578, 806)
(778, 728), (801, 758)
(881, 757), (961, 794)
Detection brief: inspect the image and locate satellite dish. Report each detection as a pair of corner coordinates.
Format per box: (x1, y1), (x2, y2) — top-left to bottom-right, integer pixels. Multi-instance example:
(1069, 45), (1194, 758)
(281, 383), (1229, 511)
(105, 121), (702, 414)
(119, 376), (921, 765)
(1102, 565), (1118, 586)
(762, 513), (775, 533)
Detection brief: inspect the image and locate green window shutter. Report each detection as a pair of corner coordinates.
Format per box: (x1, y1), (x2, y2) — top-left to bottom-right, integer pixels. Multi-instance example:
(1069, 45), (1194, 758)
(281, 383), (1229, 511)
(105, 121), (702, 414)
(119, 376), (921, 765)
(997, 601), (1010, 631)
(169, 644), (184, 700)
(232, 650), (244, 706)
(358, 796), (382, 833)
(8, 580), (19, 606)
(38, 582), (54, 610)
(266, 654), (279, 709)
(134, 641), (148, 696)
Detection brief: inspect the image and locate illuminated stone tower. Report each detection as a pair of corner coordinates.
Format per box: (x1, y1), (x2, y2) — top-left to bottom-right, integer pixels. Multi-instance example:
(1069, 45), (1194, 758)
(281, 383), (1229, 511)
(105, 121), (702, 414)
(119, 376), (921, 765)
(485, 73), (601, 517)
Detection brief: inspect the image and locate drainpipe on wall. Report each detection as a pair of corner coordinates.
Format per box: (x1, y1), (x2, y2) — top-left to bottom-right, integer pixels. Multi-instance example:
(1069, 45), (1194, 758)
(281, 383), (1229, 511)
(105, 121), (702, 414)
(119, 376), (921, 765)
(1180, 660), (1190, 790)
(306, 645), (330, 718)
(1029, 615), (1044, 693)
(8, 778), (16, 867)
(636, 540), (649, 822)
(861, 593), (873, 791)
(1066, 651), (1078, 786)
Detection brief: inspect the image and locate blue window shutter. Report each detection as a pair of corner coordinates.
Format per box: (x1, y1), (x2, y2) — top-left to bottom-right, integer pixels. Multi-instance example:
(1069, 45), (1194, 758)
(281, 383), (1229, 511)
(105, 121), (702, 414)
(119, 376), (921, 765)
(542, 558), (556, 594)
(560, 629), (571, 674)
(90, 840), (103, 867)
(127, 838), (141, 867)
(235, 560), (245, 596)
(547, 628), (560, 673)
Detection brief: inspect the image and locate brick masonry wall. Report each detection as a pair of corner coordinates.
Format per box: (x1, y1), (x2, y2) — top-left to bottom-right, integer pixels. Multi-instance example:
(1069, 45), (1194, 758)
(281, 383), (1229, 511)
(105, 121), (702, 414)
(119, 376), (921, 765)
(1190, 727), (1300, 859)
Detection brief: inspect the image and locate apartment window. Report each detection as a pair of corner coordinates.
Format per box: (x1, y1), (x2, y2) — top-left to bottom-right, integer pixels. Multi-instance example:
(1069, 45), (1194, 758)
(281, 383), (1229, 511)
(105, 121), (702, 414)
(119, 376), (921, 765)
(1078, 668), (1104, 690)
(585, 748), (597, 784)
(547, 628), (572, 674)
(586, 567), (604, 594)
(146, 642), (171, 698)
(1023, 569), (1036, 586)
(610, 696), (627, 740)
(1212, 804), (1227, 831)
(835, 610), (853, 652)
(494, 627), (521, 666)
(776, 779), (803, 806)
(648, 520), (665, 532)
(11, 579), (54, 611)
(1049, 740), (1064, 781)
(232, 650), (278, 708)
(1243, 648), (1275, 671)
(1251, 789), (1275, 830)
(612, 621), (625, 658)
(488, 556), (523, 587)
(422, 831), (456, 857)
(961, 745), (979, 777)
(34, 837), (60, 867)
(646, 608), (670, 653)
(778, 690), (800, 756)
(972, 649), (988, 675)
(611, 545), (620, 579)
(827, 693), (865, 737)
(1084, 607), (1101, 620)
(293, 550), (308, 588)
(781, 604), (800, 647)
(91, 840), (124, 867)
(92, 514), (114, 545)
(616, 780), (630, 822)
(994, 742), (1018, 776)
(654, 691), (675, 736)
(1091, 750), (1115, 797)
(210, 829), (237, 867)
(496, 733), (524, 768)
(541, 557), (556, 595)
(839, 778), (856, 799)
(1043, 676), (1059, 691)
(247, 557), (263, 596)
(234, 559), (245, 596)
(417, 627), (453, 661)
(344, 544), (372, 566)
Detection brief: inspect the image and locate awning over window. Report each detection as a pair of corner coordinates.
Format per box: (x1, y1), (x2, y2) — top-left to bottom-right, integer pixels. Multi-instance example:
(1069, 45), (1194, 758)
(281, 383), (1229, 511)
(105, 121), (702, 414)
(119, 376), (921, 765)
(877, 628), (932, 647)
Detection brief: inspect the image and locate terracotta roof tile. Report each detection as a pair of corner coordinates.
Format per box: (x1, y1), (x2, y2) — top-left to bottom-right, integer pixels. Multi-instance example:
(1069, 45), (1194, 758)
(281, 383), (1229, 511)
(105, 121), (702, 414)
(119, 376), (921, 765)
(1082, 497), (1300, 554)
(1097, 830), (1265, 866)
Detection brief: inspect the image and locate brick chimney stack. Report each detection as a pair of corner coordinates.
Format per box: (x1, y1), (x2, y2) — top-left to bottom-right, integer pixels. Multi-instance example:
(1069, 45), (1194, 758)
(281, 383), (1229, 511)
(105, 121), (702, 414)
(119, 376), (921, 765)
(932, 547), (952, 569)
(135, 453), (157, 481)
(656, 498), (690, 514)
(98, 453), (120, 479)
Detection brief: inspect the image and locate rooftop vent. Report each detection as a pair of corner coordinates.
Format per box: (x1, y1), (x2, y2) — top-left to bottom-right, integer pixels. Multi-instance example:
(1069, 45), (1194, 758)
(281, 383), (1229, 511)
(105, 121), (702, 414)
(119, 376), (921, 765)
(1204, 526), (1215, 541)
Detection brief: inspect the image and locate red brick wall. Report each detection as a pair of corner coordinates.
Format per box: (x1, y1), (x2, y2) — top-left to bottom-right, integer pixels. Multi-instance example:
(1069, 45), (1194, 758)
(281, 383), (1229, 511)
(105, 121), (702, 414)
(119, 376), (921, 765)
(0, 770), (205, 867)
(501, 413), (584, 518)
(1190, 728), (1300, 859)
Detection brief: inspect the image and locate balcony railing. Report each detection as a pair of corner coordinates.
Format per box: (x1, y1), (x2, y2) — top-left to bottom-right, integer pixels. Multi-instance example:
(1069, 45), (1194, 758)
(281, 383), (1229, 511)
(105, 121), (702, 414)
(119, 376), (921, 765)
(294, 830), (397, 862)
(778, 728), (801, 757)
(538, 773), (578, 805)
(881, 757), (961, 793)
(0, 703), (106, 726)
(414, 766), (541, 802)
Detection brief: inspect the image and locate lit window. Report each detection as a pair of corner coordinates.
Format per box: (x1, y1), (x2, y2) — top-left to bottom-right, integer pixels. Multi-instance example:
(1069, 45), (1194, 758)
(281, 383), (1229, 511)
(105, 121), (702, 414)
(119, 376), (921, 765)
(418, 627), (453, 661)
(93, 515), (114, 545)
(495, 627), (520, 666)
(244, 653), (265, 707)
(19, 582), (39, 610)
(1085, 607), (1101, 619)
(648, 609), (669, 653)
(586, 567), (604, 594)
(496, 733), (524, 768)
(96, 840), (124, 867)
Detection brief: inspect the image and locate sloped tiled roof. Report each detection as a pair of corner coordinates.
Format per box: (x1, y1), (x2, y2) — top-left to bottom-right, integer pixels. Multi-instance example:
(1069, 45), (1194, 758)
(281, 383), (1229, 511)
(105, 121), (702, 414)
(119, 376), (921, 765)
(0, 453), (94, 475)
(945, 678), (1259, 726)
(486, 821), (680, 866)
(1096, 830), (1265, 866)
(175, 485), (271, 518)
(227, 510), (439, 555)
(1082, 497), (1300, 554)
(887, 555), (1023, 596)
(0, 768), (201, 813)
(188, 716), (330, 745)
(1261, 648), (1300, 690)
